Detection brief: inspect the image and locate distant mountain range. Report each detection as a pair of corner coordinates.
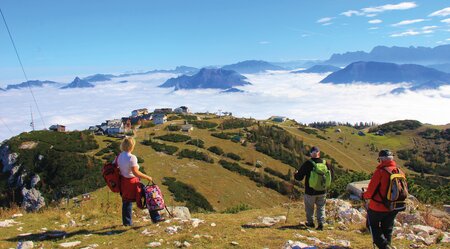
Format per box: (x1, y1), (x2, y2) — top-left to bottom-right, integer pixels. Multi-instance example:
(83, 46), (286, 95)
(325, 45), (450, 66)
(320, 61), (450, 91)
(61, 77), (95, 89)
(220, 87), (244, 93)
(292, 65), (341, 74)
(428, 63), (450, 74)
(118, 66), (199, 77)
(83, 74), (115, 82)
(4, 80), (59, 90)
(159, 68), (251, 90)
(221, 60), (285, 74)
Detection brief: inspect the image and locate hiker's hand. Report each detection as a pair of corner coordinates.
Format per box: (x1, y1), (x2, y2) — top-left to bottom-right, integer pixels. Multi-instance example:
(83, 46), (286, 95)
(146, 176), (153, 182)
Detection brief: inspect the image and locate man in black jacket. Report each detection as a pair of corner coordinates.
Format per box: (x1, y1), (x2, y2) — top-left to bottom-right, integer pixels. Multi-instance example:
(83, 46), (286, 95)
(294, 146), (332, 230)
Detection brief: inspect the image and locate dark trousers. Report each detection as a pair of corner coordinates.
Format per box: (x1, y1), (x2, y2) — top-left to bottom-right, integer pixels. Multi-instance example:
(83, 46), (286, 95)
(367, 209), (398, 249)
(122, 201), (162, 225)
(122, 201), (133, 226)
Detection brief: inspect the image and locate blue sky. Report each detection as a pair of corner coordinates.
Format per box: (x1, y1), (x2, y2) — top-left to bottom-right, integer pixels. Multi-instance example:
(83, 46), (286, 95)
(1, 0), (450, 83)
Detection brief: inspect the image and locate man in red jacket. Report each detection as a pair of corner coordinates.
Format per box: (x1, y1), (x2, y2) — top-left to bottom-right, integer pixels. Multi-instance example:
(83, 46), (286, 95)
(362, 149), (402, 249)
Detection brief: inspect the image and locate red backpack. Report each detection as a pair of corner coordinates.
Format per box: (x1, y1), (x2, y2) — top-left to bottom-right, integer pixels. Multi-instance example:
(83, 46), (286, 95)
(102, 157), (121, 193)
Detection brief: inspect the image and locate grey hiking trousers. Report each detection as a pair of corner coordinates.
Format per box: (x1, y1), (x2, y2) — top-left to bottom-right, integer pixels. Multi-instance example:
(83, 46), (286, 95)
(304, 194), (326, 225)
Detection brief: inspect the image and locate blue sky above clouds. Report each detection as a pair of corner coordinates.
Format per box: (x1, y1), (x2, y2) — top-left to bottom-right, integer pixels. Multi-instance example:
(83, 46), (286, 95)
(0, 1), (449, 82)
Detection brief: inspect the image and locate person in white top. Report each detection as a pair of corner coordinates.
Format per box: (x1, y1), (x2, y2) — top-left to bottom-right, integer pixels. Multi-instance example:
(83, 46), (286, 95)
(118, 137), (162, 226)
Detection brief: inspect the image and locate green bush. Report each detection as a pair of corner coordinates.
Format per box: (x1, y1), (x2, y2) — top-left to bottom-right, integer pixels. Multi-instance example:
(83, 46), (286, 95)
(162, 177), (214, 212)
(137, 156), (145, 163)
(218, 160), (299, 197)
(190, 121), (217, 129)
(183, 115), (199, 121)
(141, 139), (179, 155)
(222, 203), (251, 214)
(247, 125), (307, 169)
(328, 170), (370, 198)
(178, 149), (214, 163)
(208, 146), (224, 155)
(264, 167), (290, 181)
(167, 124), (181, 131)
(225, 152), (242, 161)
(368, 120), (422, 134)
(155, 133), (191, 143)
(186, 139), (205, 148)
(220, 118), (254, 130)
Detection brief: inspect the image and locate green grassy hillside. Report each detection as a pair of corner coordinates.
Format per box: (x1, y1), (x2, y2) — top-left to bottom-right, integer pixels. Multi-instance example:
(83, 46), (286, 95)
(1, 115), (449, 211)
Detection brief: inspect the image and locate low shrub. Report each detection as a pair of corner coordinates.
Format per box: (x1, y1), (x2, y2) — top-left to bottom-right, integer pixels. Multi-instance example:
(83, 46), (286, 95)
(162, 177), (214, 212)
(186, 139), (205, 148)
(178, 149), (214, 163)
(208, 146), (224, 155)
(141, 139), (179, 155)
(155, 133), (191, 143)
(226, 152), (242, 161)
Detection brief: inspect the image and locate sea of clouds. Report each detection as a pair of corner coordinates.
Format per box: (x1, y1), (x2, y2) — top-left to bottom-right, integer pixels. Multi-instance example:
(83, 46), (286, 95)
(1, 70), (449, 141)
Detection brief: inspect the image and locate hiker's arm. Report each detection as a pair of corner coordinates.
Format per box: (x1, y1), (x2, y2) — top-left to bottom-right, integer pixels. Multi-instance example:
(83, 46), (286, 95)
(294, 162), (308, 181)
(131, 166), (152, 182)
(326, 161), (335, 178)
(362, 170), (381, 199)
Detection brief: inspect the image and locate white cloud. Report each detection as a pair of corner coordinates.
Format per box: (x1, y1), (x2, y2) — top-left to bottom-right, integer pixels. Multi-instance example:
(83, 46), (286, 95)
(1, 71), (449, 142)
(429, 7), (450, 17)
(369, 27), (380, 30)
(342, 2), (417, 18)
(341, 10), (363, 17)
(369, 19), (383, 24)
(322, 22), (333, 26)
(447, 38), (450, 41)
(442, 18), (450, 24)
(390, 27), (435, 37)
(362, 2), (417, 13)
(390, 30), (420, 37)
(422, 26), (438, 30)
(392, 19), (426, 26)
(259, 41), (270, 45)
(317, 17), (334, 23)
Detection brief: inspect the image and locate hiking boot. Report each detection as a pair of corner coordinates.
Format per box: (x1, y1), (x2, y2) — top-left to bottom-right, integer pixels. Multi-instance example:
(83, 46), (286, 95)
(305, 222), (315, 228)
(153, 217), (166, 223)
(317, 223), (324, 231)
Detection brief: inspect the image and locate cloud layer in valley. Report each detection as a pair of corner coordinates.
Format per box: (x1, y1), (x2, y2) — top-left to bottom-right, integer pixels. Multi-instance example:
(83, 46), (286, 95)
(0, 71), (449, 141)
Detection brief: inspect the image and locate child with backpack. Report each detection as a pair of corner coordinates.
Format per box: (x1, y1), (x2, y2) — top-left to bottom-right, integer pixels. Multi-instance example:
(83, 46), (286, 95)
(294, 146), (333, 230)
(117, 137), (164, 226)
(362, 149), (408, 249)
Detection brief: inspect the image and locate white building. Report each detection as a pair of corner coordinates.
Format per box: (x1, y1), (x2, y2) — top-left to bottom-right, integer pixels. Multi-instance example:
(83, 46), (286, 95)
(153, 113), (167, 125)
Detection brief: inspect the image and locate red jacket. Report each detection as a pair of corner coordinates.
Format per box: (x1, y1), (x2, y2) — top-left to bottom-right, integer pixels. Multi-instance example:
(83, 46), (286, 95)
(363, 160), (400, 212)
(120, 176), (141, 202)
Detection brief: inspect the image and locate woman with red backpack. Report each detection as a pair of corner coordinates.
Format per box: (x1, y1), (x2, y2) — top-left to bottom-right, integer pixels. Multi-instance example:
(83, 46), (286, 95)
(362, 149), (407, 249)
(118, 136), (164, 226)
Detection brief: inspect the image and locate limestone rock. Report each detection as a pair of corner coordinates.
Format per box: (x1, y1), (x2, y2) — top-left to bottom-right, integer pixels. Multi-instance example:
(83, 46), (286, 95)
(21, 188), (45, 212)
(165, 226), (182, 235)
(147, 242), (161, 248)
(243, 216), (286, 228)
(165, 206), (191, 220)
(59, 241), (81, 248)
(412, 225), (437, 235)
(282, 240), (316, 249)
(0, 219), (19, 227)
(16, 241), (34, 249)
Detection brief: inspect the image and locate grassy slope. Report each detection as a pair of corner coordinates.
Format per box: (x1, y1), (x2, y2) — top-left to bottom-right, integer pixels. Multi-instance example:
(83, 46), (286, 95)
(0, 188), (417, 249)
(131, 118), (292, 211)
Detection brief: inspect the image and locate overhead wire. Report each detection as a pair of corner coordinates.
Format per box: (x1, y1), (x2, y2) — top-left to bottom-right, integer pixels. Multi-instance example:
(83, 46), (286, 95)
(0, 117), (13, 135)
(0, 7), (46, 129)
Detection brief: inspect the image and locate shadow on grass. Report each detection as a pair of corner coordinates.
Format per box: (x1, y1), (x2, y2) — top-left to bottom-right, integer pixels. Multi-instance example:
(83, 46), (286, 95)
(5, 224), (146, 242)
(277, 224), (308, 230)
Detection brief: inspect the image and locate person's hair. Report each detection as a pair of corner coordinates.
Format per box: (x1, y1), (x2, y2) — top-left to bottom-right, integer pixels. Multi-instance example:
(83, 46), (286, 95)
(121, 136), (135, 152)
